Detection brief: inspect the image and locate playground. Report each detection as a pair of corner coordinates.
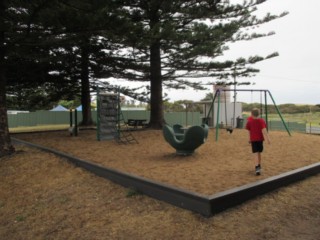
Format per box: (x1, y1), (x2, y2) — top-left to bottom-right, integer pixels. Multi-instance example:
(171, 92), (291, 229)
(1, 128), (320, 239)
(13, 128), (320, 195)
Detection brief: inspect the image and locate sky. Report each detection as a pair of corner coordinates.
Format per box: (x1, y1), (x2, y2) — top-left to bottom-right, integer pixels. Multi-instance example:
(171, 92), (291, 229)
(165, 0), (320, 104)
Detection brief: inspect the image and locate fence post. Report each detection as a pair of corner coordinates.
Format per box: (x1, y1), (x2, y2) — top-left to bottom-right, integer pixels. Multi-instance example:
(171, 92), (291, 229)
(215, 91), (221, 141)
(309, 122), (312, 134)
(269, 120), (271, 131)
(75, 109), (78, 136)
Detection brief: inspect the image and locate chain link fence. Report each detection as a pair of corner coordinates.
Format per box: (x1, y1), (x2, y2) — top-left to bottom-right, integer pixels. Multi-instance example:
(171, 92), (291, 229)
(241, 119), (320, 134)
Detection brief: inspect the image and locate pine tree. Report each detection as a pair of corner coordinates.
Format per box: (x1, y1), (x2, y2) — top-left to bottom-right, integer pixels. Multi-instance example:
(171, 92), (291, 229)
(0, 0), (288, 155)
(114, 0), (288, 128)
(4, 0), (127, 125)
(0, 0), (67, 156)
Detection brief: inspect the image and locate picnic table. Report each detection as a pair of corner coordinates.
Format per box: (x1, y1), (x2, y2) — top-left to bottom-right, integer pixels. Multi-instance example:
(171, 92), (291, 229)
(127, 119), (148, 128)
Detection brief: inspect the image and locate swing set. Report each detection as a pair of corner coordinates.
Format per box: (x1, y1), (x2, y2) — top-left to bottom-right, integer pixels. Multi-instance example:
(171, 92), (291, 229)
(205, 89), (291, 141)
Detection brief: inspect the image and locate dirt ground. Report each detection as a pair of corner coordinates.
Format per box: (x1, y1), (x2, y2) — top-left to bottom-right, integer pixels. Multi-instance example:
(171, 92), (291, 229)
(1, 129), (320, 239)
(12, 129), (320, 195)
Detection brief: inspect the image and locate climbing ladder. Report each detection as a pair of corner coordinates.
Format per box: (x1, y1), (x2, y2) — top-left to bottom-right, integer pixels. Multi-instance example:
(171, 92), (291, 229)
(116, 110), (139, 144)
(97, 90), (138, 144)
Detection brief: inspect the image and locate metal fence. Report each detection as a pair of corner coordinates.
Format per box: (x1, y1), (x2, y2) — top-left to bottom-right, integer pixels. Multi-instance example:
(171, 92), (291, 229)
(305, 123), (320, 134)
(267, 120), (306, 133)
(243, 119), (320, 134)
(266, 121), (320, 134)
(8, 110), (319, 134)
(8, 110), (202, 128)
(8, 111), (73, 128)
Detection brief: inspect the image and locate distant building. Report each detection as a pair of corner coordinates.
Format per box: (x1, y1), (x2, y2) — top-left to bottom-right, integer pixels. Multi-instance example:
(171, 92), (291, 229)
(7, 110), (29, 114)
(213, 85), (230, 103)
(197, 85), (242, 128)
(120, 107), (146, 111)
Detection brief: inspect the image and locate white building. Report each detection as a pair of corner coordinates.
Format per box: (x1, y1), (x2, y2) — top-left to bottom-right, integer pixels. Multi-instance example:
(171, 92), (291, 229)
(200, 85), (242, 128)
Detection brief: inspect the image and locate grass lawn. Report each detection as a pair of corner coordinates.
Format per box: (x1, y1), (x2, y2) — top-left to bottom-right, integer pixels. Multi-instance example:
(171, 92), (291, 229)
(9, 124), (70, 133)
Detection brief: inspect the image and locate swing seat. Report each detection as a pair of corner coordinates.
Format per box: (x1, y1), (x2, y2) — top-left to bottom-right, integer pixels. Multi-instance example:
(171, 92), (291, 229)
(226, 127), (233, 134)
(163, 124), (209, 155)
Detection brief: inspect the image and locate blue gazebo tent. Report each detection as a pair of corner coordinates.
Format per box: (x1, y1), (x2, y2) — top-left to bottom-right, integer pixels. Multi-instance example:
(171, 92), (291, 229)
(50, 105), (68, 111)
(76, 105), (82, 111)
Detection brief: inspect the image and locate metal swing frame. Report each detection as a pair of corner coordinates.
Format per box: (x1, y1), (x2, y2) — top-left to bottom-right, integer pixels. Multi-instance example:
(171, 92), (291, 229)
(205, 89), (291, 141)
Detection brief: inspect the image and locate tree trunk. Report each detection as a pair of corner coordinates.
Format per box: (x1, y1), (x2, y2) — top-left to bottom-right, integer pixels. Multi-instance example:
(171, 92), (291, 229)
(149, 39), (165, 129)
(0, 30), (15, 157)
(80, 42), (94, 126)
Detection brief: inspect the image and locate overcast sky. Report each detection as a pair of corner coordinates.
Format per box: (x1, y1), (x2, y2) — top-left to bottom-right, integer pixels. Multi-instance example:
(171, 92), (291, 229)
(165, 0), (320, 104)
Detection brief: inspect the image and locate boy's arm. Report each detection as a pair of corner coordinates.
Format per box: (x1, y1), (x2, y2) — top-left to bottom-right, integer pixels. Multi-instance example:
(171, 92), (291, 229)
(246, 121), (251, 143)
(247, 131), (251, 144)
(262, 128), (270, 144)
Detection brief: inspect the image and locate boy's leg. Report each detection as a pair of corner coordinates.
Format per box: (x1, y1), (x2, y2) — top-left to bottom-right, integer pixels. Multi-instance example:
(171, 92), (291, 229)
(252, 152), (260, 166)
(256, 153), (261, 175)
(251, 142), (262, 175)
(257, 152), (262, 165)
(252, 152), (261, 175)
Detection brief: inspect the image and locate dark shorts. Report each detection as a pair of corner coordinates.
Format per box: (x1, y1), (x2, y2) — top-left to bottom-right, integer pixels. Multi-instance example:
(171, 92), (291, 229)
(251, 141), (263, 153)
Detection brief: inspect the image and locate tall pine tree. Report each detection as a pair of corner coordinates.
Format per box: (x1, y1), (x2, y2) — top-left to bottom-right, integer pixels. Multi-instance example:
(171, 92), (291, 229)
(0, 0), (288, 155)
(114, 0), (287, 128)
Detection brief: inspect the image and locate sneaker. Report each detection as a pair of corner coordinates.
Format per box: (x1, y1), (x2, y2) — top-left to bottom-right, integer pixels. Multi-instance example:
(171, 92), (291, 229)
(255, 165), (261, 176)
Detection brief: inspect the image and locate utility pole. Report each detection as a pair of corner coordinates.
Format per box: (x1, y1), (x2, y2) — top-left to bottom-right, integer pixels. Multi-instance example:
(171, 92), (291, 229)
(232, 65), (237, 127)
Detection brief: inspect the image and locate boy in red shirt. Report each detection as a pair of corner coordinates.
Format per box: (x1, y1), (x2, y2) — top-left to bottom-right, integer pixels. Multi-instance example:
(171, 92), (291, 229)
(246, 108), (270, 175)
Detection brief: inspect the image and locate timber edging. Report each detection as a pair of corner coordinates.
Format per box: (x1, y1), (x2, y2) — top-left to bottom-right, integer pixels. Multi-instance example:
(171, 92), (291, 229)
(12, 138), (320, 217)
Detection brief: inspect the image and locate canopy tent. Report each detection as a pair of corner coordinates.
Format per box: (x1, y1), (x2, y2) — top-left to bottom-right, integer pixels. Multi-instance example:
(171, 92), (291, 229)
(50, 105), (68, 111)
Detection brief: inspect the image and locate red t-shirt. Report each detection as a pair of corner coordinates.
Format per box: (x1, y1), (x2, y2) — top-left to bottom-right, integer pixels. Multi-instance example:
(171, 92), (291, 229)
(246, 116), (267, 141)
